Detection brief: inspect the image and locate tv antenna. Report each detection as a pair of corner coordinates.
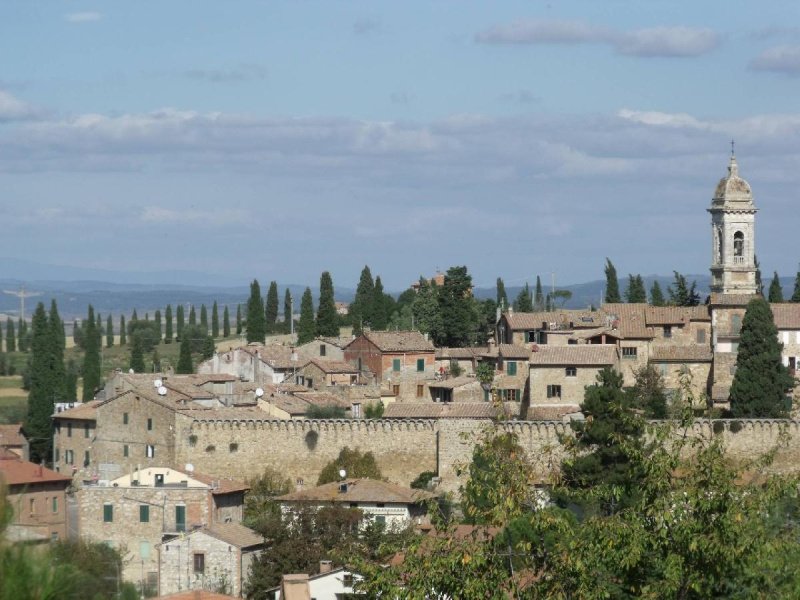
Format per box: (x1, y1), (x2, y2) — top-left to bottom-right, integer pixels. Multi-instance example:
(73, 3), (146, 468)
(3, 286), (42, 321)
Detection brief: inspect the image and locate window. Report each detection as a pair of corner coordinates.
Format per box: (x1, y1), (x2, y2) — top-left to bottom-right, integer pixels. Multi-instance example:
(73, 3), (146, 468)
(123, 445), (129, 458)
(416, 358), (425, 372)
(146, 445), (155, 458)
(139, 505), (149, 523)
(29, 498), (35, 514)
(731, 342), (739, 353)
(83, 450), (90, 467)
(52, 497), (58, 514)
(65, 450), (74, 465)
(393, 358), (401, 372)
(392, 384), (400, 396)
(67, 423), (72, 438)
(175, 506), (186, 532)
(500, 389), (520, 402)
(123, 412), (129, 425)
(147, 418), (153, 431)
(622, 347), (638, 359)
(731, 315), (742, 334)
(663, 325), (672, 339)
(306, 378), (313, 388)
(84, 423), (90, 438)
(547, 385), (562, 398)
(103, 504), (113, 523)
(139, 541), (151, 560)
(733, 231), (744, 257)
(565, 366), (577, 377)
(783, 332), (790, 344)
(416, 385), (424, 398)
(697, 329), (706, 343)
(193, 553), (205, 574)
(375, 515), (386, 525)
(507, 361), (517, 376)
(55, 448), (60, 462)
(319, 344), (326, 357)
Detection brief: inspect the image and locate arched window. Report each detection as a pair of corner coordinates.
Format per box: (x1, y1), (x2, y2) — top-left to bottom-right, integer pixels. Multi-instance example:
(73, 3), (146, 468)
(733, 231), (744, 257)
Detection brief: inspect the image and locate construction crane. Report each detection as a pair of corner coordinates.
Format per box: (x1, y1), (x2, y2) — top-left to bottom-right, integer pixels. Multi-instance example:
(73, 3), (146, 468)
(3, 286), (42, 321)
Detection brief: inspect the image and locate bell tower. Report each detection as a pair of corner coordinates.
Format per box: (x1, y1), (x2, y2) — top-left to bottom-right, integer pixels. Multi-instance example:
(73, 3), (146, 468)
(708, 150), (758, 295)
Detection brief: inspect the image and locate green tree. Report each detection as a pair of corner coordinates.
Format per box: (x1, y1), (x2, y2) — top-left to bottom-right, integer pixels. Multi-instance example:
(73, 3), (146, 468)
(188, 304), (196, 327)
(411, 277), (443, 341)
(244, 467), (293, 528)
(180, 324), (210, 353)
(17, 318), (29, 352)
(496, 277), (508, 310)
(513, 283), (534, 312)
(650, 280), (666, 306)
(164, 304), (173, 344)
(792, 269), (800, 303)
(769, 271), (784, 302)
(306, 405), (347, 419)
(199, 304), (208, 330)
(315, 271), (339, 337)
(48, 300), (66, 403)
(371, 276), (389, 330)
(350, 265), (375, 335)
(534, 275), (545, 310)
(668, 271), (701, 306)
(129, 333), (145, 373)
(5, 319), (15, 353)
(236, 304), (242, 335)
(625, 274), (647, 303)
(246, 279), (266, 343)
(65, 359), (78, 401)
(755, 254), (764, 295)
(265, 281), (279, 334)
(154, 309), (161, 339)
(297, 287), (316, 345)
(317, 446), (383, 485)
(105, 315), (113, 348)
(176, 304), (184, 340)
(437, 266), (477, 347)
(127, 320), (161, 352)
(151, 349), (161, 373)
(628, 364), (668, 418)
(25, 303), (57, 462)
(211, 301), (219, 338)
(176, 335), (193, 374)
(223, 305), (231, 337)
(730, 297), (794, 417)
(81, 305), (101, 402)
(201, 335), (215, 360)
(283, 289), (292, 334)
(604, 258), (621, 303)
(71, 319), (82, 350)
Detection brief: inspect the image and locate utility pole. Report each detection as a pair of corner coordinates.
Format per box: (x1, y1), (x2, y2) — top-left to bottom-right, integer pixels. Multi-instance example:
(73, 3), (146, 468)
(3, 285), (42, 321)
(290, 293), (294, 336)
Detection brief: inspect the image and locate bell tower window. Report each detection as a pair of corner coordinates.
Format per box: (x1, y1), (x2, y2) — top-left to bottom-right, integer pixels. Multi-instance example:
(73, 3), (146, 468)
(733, 231), (744, 262)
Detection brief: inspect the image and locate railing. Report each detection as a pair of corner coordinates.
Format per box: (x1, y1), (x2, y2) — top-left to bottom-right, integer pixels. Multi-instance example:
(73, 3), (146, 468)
(732, 256), (746, 265)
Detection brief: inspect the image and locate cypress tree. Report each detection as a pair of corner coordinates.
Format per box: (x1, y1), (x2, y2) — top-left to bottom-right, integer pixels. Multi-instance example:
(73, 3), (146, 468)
(604, 258), (621, 303)
(223, 305), (231, 337)
(200, 304), (208, 330)
(0, 321), (3, 354)
(350, 266), (375, 335)
(792, 270), (800, 303)
(72, 319), (82, 350)
(189, 305), (197, 327)
(316, 271), (339, 337)
(18, 318), (28, 352)
(82, 305), (102, 402)
(5, 319), (15, 353)
(154, 309), (162, 339)
(625, 274), (647, 303)
(236, 304), (242, 335)
(438, 266), (477, 347)
(496, 277), (509, 311)
(513, 283), (534, 312)
(730, 297), (794, 417)
(265, 281), (279, 334)
(769, 272), (784, 303)
(298, 287), (316, 344)
(106, 315), (114, 348)
(176, 305), (185, 340)
(545, 293), (553, 312)
(246, 280), (267, 343)
(48, 300), (66, 403)
(119, 315), (127, 346)
(371, 276), (389, 330)
(152, 349), (161, 372)
(755, 255), (764, 295)
(201, 335), (215, 360)
(129, 333), (145, 373)
(176, 335), (193, 374)
(668, 272), (700, 306)
(130, 309), (138, 325)
(650, 281), (665, 306)
(211, 301), (219, 338)
(164, 305), (173, 344)
(534, 276), (544, 310)
(283, 289), (292, 334)
(65, 359), (78, 401)
(25, 303), (56, 462)
(96, 312), (103, 338)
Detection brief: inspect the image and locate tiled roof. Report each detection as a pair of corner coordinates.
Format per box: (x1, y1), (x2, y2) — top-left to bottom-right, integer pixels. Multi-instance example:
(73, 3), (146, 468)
(203, 522), (264, 548)
(52, 400), (102, 421)
(601, 303), (652, 339)
(189, 373), (238, 384)
(571, 327), (624, 341)
(182, 407), (272, 420)
(709, 293), (758, 306)
(292, 391), (351, 409)
(498, 344), (532, 359)
(383, 402), (500, 419)
(435, 347), (487, 359)
(645, 306), (691, 325)
(304, 359), (359, 374)
(248, 344), (297, 369)
(686, 306), (712, 321)
(504, 311), (604, 331)
(183, 470), (249, 495)
(529, 345), (617, 366)
(0, 424), (26, 447)
(318, 336), (351, 349)
(0, 455), (72, 486)
(278, 478), (436, 504)
(650, 346), (713, 362)
(427, 376), (478, 390)
(357, 330), (435, 353)
(771, 303), (800, 329)
(527, 404), (582, 420)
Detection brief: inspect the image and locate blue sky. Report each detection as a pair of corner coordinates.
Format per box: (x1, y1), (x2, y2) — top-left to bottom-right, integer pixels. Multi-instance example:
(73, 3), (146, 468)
(2, 1), (800, 290)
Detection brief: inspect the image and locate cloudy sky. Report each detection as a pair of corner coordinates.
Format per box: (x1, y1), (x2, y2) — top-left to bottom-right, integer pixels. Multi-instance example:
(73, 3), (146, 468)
(2, 1), (800, 291)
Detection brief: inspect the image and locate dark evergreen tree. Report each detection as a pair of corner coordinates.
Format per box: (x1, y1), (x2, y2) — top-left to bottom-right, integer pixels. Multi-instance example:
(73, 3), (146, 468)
(189, 305), (197, 327)
(176, 335), (193, 374)
(604, 258), (621, 303)
(628, 365), (668, 419)
(48, 300), (66, 403)
(667, 271), (700, 306)
(199, 304), (208, 330)
(625, 274), (647, 303)
(82, 305), (101, 402)
(25, 303), (56, 462)
(350, 266), (375, 334)
(545, 293), (553, 312)
(769, 272), (784, 303)
(236, 304), (243, 335)
(130, 309), (138, 326)
(534, 275), (545, 310)
(211, 301), (219, 338)
(152, 349), (161, 372)
(513, 283), (534, 312)
(246, 280), (267, 343)
(371, 276), (389, 330)
(792, 270), (800, 303)
(105, 315), (114, 348)
(18, 318), (29, 352)
(119, 315), (126, 346)
(65, 358), (78, 401)
(164, 305), (173, 344)
(730, 297), (794, 417)
(129, 333), (145, 373)
(154, 309), (161, 341)
(755, 255), (764, 295)
(649, 281), (666, 307)
(316, 271), (339, 337)
(201, 335), (215, 360)
(223, 305), (231, 337)
(265, 282), (279, 334)
(176, 305), (185, 340)
(437, 266), (477, 347)
(412, 278), (443, 341)
(297, 287), (316, 344)
(96, 312), (103, 338)
(283, 290), (292, 334)
(496, 277), (509, 311)
(5, 319), (15, 353)
(71, 319), (82, 350)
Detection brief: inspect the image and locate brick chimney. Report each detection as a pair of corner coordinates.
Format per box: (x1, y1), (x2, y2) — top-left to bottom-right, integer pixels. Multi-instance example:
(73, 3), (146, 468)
(319, 559), (333, 574)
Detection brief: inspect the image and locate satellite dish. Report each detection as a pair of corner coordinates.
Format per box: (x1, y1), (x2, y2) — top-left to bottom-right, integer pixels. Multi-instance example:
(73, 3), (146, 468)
(339, 469), (347, 480)
(129, 368), (135, 374)
(154, 379), (163, 388)
(185, 463), (194, 473)
(255, 387), (264, 398)
(157, 386), (168, 396)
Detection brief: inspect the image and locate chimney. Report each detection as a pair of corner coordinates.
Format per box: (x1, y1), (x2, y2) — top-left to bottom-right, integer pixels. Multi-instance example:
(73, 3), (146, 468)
(319, 560), (333, 574)
(281, 574), (311, 600)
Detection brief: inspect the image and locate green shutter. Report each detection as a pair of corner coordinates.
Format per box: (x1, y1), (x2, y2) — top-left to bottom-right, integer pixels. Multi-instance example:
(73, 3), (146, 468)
(103, 504), (113, 523)
(393, 358), (401, 372)
(416, 358), (424, 372)
(140, 505), (149, 523)
(507, 361), (517, 376)
(175, 505), (186, 532)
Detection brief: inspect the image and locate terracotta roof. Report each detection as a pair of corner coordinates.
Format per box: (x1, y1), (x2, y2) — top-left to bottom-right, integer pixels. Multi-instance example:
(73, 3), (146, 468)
(182, 470), (249, 495)
(427, 376), (478, 390)
(601, 303), (653, 339)
(264, 395), (314, 416)
(0, 455), (72, 486)
(237, 344), (297, 369)
(202, 522), (263, 548)
(645, 306), (692, 325)
(292, 391), (351, 409)
(278, 478), (436, 504)
(318, 336), (351, 349)
(527, 404), (582, 420)
(52, 400), (101, 421)
(356, 330), (435, 353)
(190, 373), (238, 384)
(709, 293), (758, 306)
(435, 347), (487, 359)
(686, 306), (712, 321)
(504, 311), (604, 331)
(304, 359), (359, 374)
(383, 402), (500, 419)
(0, 424), (26, 447)
(771, 303), (800, 329)
(529, 345), (617, 366)
(650, 346), (713, 362)
(498, 344), (532, 359)
(571, 327), (623, 341)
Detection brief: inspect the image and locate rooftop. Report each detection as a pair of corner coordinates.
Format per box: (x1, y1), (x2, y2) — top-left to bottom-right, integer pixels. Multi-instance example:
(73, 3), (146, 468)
(277, 478), (436, 505)
(355, 330), (435, 353)
(529, 345), (617, 366)
(383, 402), (501, 419)
(0, 455), (72, 486)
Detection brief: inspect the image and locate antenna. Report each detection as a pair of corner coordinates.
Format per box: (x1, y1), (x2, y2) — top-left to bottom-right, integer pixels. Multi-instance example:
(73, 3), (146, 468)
(3, 286), (42, 321)
(731, 139), (735, 157)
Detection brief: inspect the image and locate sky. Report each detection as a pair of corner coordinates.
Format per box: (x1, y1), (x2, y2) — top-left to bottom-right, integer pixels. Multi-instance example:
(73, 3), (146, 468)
(2, 1), (800, 291)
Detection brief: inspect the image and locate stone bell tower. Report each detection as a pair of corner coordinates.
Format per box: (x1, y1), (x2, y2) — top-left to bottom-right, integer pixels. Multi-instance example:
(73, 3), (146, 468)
(708, 152), (758, 295)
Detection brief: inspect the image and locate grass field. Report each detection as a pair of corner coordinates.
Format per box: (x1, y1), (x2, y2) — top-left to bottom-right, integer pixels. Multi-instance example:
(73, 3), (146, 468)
(0, 376), (26, 424)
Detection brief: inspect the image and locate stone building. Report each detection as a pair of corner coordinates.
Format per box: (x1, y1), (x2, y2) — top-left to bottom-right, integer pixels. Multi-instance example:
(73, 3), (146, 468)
(497, 309), (607, 347)
(52, 400), (100, 478)
(295, 359), (359, 389)
(0, 423), (29, 460)
(198, 344), (298, 385)
(294, 337), (350, 362)
(434, 346), (487, 377)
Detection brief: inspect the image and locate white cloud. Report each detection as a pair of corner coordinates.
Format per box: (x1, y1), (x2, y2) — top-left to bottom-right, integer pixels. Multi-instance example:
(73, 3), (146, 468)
(65, 12), (102, 23)
(617, 109), (708, 129)
(476, 19), (719, 58)
(0, 90), (40, 122)
(749, 45), (800, 75)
